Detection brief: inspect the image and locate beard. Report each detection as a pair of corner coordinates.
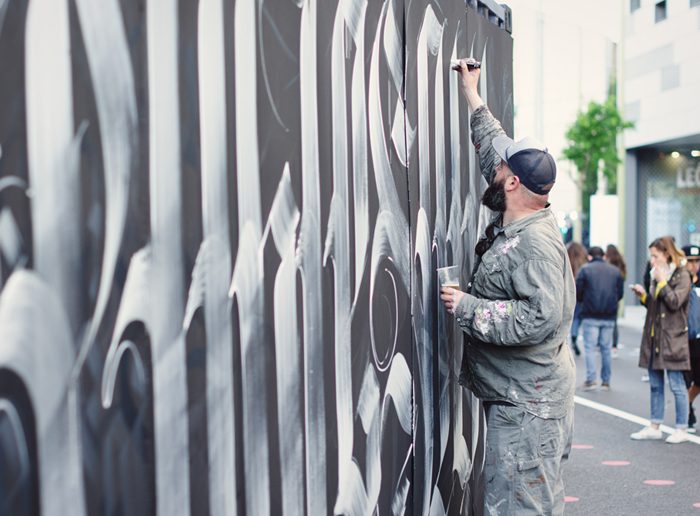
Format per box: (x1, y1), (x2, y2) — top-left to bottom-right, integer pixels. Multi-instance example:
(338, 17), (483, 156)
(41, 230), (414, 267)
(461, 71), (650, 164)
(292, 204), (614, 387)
(481, 177), (507, 212)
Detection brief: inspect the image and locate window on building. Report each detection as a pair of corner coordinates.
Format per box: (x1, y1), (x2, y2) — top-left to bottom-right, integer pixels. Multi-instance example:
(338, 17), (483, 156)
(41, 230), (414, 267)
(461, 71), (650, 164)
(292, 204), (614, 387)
(655, 1), (667, 22)
(631, 0), (640, 12)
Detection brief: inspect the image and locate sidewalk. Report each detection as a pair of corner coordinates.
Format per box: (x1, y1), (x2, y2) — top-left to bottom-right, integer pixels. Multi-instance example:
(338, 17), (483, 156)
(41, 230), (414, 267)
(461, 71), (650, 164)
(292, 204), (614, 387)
(617, 304), (646, 331)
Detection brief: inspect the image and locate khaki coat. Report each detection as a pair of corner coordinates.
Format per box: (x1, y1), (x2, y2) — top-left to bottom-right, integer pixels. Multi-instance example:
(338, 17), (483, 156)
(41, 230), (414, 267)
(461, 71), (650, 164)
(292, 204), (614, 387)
(639, 267), (692, 370)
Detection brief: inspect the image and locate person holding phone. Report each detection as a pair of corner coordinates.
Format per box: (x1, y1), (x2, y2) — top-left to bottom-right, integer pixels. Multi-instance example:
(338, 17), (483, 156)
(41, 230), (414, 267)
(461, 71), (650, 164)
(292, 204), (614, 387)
(629, 236), (692, 444)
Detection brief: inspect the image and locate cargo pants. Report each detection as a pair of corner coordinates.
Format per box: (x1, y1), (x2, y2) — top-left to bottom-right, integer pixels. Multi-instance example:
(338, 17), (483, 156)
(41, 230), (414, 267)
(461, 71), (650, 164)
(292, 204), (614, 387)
(482, 403), (574, 516)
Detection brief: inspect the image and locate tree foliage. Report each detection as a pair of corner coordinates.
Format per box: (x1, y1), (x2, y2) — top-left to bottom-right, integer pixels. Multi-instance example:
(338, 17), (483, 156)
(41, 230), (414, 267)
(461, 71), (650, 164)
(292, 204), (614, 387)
(562, 93), (634, 218)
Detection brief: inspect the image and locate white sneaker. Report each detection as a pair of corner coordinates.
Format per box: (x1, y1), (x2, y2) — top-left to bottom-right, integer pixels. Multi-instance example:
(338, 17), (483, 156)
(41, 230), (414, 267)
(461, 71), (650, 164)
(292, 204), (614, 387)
(631, 426), (663, 440)
(665, 429), (689, 444)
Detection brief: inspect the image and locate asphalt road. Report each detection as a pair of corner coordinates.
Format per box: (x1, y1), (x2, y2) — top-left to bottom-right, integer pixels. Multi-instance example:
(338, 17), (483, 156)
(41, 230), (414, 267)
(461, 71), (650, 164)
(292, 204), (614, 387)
(562, 307), (700, 515)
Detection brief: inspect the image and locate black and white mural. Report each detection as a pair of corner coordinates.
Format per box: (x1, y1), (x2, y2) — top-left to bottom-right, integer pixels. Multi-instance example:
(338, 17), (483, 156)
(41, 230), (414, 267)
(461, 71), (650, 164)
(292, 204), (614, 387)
(0, 0), (512, 515)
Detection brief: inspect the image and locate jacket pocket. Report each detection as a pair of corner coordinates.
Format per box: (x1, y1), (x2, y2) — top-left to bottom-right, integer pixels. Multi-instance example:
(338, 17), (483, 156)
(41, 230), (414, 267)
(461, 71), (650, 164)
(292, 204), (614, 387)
(475, 254), (505, 296)
(479, 252), (503, 275)
(661, 327), (689, 362)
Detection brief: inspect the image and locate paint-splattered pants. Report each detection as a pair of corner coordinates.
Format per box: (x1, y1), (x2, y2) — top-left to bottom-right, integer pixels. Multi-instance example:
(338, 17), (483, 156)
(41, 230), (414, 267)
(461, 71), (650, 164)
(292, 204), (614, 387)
(483, 404), (574, 516)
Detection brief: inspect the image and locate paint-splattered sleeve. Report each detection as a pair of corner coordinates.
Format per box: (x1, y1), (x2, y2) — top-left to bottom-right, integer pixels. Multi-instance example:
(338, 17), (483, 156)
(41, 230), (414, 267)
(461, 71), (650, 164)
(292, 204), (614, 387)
(470, 104), (507, 185)
(453, 258), (565, 346)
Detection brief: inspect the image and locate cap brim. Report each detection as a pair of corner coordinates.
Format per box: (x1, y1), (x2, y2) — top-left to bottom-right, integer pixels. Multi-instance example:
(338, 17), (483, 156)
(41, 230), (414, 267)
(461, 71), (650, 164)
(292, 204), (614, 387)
(492, 136), (514, 164)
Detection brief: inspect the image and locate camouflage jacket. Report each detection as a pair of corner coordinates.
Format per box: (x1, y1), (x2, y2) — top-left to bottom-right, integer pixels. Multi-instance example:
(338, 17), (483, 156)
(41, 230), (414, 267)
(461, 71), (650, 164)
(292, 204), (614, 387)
(454, 105), (576, 419)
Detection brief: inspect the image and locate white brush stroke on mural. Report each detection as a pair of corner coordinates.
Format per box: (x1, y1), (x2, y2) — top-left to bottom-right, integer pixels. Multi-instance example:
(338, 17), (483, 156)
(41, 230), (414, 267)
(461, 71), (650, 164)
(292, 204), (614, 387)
(448, 32), (472, 490)
(25, 0), (82, 332)
(0, 178), (28, 280)
(432, 28), (453, 485)
(382, 352), (412, 431)
(381, 353), (413, 514)
(198, 1), (237, 513)
(415, 6), (443, 515)
(101, 246), (150, 409)
(299, 1), (327, 514)
(368, 0), (410, 291)
(383, 0), (402, 92)
(386, 0), (412, 173)
(359, 362), (382, 512)
(0, 207), (23, 267)
(229, 224), (269, 516)
(381, 353), (412, 515)
(414, 205), (434, 516)
(147, 2), (191, 514)
(0, 271), (86, 516)
(349, 0), (370, 300)
(233, 0), (271, 514)
(417, 6), (443, 215)
(270, 164), (304, 515)
(328, 3), (355, 512)
(73, 0), (136, 362)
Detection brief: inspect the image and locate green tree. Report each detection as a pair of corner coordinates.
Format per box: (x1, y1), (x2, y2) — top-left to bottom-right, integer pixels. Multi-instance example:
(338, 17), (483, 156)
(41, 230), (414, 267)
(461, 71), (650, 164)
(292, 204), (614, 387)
(562, 91), (634, 219)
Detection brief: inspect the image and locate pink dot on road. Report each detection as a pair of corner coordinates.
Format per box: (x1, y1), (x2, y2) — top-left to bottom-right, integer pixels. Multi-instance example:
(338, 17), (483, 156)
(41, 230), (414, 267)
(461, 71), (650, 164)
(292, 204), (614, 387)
(644, 480), (675, 485)
(564, 497), (579, 502)
(602, 461), (631, 466)
(693, 503), (700, 508)
(572, 445), (594, 449)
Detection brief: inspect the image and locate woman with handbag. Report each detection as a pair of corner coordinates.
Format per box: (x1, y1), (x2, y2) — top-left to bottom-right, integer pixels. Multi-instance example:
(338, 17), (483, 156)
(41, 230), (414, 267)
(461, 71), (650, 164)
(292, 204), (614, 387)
(629, 236), (693, 444)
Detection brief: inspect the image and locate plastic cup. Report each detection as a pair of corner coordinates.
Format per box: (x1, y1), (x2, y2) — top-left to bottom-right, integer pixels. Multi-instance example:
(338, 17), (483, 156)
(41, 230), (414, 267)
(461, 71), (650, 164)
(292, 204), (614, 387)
(437, 265), (460, 290)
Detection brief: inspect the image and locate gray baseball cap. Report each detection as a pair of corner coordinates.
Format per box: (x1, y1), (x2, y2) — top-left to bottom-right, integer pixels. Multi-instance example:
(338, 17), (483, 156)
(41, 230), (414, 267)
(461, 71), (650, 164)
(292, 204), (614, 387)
(492, 135), (557, 195)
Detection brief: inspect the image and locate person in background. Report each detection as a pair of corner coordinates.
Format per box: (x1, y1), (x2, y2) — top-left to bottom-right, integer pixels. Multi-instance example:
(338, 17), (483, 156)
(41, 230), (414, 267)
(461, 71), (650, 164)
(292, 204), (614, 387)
(605, 244), (627, 358)
(642, 235), (678, 294)
(576, 246), (624, 390)
(681, 244), (700, 432)
(630, 237), (692, 444)
(567, 242), (588, 356)
(683, 245), (700, 287)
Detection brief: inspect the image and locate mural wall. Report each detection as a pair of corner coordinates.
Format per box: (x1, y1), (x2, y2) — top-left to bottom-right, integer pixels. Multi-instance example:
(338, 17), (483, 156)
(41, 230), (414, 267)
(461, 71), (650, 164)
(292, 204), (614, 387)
(0, 0), (512, 515)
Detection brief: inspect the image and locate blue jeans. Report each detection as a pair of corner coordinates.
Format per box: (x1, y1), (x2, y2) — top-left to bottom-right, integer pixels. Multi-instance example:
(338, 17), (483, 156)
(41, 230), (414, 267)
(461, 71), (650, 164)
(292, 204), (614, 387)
(483, 404), (574, 516)
(570, 302), (582, 338)
(582, 318), (615, 383)
(649, 354), (689, 428)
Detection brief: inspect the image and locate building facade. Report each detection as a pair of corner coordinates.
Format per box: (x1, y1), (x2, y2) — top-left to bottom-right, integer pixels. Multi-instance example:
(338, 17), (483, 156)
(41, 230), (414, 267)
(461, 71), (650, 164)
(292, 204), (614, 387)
(623, 0), (700, 302)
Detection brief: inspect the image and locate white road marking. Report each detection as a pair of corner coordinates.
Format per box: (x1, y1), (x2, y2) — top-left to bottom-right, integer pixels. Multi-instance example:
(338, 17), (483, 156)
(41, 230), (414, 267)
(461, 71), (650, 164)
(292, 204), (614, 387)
(574, 395), (700, 445)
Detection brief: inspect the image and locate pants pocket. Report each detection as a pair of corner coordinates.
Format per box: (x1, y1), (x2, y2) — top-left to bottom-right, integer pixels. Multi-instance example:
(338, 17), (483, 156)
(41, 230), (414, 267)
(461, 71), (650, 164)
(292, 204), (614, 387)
(539, 418), (564, 458)
(516, 456), (546, 511)
(518, 458), (541, 472)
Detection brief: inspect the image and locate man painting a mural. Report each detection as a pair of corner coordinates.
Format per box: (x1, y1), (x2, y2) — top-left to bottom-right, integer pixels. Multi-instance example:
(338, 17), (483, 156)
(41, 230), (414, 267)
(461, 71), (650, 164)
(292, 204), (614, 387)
(441, 58), (576, 515)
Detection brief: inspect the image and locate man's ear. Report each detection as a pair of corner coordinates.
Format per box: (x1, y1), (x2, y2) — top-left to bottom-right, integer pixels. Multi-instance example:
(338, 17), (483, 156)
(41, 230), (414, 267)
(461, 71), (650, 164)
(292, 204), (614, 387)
(505, 174), (519, 192)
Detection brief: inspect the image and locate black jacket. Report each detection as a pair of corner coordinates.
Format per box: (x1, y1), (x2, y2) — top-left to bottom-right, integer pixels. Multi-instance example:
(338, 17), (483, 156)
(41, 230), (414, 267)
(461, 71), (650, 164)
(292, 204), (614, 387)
(576, 257), (624, 319)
